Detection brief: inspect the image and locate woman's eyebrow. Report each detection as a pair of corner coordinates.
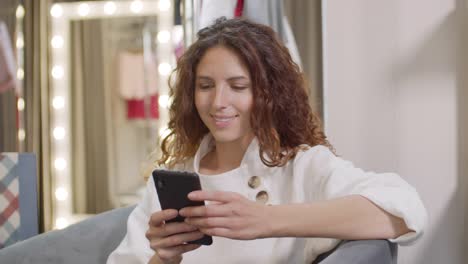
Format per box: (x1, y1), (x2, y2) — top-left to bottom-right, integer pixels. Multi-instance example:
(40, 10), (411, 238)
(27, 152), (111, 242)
(196, 76), (249, 81)
(226, 76), (248, 81)
(196, 76), (213, 80)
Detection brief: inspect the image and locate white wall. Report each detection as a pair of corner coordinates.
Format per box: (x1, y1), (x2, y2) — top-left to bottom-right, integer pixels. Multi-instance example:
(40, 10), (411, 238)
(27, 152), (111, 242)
(323, 0), (468, 263)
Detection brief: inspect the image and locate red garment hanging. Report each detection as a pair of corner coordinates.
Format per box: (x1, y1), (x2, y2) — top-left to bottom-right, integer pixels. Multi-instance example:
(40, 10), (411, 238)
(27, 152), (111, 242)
(126, 94), (159, 120)
(234, 0), (244, 17)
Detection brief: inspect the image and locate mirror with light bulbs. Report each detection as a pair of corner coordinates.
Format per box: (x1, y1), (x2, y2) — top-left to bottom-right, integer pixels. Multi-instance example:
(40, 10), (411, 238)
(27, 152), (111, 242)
(47, 0), (182, 229)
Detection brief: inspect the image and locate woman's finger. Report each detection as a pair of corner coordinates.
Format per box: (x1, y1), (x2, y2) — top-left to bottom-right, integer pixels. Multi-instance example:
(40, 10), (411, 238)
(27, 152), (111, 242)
(146, 222), (198, 240)
(185, 216), (231, 228)
(149, 209), (179, 226)
(156, 244), (201, 261)
(152, 231), (205, 249)
(199, 227), (232, 237)
(188, 190), (240, 203)
(179, 203), (232, 218)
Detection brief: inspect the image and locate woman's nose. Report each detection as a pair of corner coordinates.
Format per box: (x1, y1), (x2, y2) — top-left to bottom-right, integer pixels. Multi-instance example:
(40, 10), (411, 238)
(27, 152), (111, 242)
(213, 86), (229, 108)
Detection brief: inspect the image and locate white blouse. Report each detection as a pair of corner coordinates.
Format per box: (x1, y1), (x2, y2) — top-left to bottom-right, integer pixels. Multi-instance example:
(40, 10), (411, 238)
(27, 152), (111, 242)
(107, 134), (427, 264)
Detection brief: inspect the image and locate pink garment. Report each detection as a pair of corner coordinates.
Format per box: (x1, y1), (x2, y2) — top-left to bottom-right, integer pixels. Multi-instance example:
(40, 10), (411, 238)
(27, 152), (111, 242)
(0, 22), (17, 94)
(118, 51), (158, 99)
(174, 41), (184, 59)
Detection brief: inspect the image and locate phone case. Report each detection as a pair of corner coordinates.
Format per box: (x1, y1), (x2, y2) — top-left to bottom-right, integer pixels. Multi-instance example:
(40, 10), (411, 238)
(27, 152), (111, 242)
(152, 169), (213, 245)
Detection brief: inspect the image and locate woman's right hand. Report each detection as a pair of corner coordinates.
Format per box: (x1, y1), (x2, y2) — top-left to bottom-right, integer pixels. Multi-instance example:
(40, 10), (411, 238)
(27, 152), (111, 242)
(146, 209), (203, 264)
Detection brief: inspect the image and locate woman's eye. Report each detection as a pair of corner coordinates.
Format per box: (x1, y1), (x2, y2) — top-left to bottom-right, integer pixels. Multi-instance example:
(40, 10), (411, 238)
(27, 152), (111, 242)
(198, 84), (212, 89)
(232, 86), (248, 90)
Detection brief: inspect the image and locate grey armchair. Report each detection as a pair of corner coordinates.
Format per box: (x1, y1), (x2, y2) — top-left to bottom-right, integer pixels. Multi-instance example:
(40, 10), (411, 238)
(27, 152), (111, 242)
(0, 206), (397, 263)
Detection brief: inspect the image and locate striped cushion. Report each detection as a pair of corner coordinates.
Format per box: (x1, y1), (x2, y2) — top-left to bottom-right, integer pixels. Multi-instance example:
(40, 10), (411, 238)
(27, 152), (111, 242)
(0, 153), (20, 249)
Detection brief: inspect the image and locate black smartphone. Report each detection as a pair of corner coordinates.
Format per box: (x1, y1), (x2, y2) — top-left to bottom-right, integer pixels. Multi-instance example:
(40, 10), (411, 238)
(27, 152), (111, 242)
(152, 169), (213, 246)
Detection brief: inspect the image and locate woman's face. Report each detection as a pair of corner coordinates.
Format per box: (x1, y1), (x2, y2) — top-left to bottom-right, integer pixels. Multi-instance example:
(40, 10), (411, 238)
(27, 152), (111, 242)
(194, 45), (254, 144)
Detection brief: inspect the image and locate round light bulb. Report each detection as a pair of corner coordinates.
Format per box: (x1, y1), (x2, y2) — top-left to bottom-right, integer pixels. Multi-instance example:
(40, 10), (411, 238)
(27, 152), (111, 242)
(16, 36), (24, 49)
(50, 4), (63, 18)
(130, 0), (143, 13)
(158, 0), (171, 12)
(104, 1), (117, 15)
(157, 31), (170, 43)
(51, 35), (64, 49)
(16, 5), (25, 19)
(159, 127), (170, 138)
(54, 158), (67, 171)
(55, 217), (69, 229)
(53, 127), (65, 140)
(78, 3), (90, 17)
(158, 63), (172, 76)
(55, 187), (69, 201)
(17, 98), (25, 111)
(53, 96), (65, 109)
(158, 95), (170, 108)
(18, 129), (25, 141)
(17, 68), (24, 80)
(52, 65), (64, 79)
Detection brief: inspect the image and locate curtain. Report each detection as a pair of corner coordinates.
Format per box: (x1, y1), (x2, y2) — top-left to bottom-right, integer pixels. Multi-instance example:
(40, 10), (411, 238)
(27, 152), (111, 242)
(284, 0), (323, 117)
(0, 1), (19, 152)
(70, 19), (112, 214)
(18, 0), (53, 232)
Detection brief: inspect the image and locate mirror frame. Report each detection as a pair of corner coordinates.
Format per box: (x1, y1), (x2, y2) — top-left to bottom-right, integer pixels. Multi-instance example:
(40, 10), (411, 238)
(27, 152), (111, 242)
(48, 0), (173, 229)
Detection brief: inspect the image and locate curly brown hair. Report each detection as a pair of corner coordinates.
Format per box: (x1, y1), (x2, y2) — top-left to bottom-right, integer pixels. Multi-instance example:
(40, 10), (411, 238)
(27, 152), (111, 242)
(157, 17), (333, 169)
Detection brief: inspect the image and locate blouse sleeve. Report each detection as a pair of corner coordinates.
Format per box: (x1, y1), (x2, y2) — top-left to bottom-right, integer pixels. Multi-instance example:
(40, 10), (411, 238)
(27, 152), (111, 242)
(295, 145), (428, 246)
(106, 176), (161, 264)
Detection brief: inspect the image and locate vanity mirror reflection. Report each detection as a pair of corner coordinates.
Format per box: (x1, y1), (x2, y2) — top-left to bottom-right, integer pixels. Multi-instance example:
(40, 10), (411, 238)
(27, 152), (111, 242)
(48, 0), (180, 229)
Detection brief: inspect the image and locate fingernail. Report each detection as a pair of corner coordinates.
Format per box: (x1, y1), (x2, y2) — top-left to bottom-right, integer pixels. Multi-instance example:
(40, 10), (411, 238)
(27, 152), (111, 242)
(188, 192), (197, 199)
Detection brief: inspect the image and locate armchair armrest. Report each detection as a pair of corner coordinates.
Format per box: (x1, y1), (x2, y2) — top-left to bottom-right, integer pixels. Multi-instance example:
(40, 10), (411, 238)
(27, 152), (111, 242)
(0, 205), (136, 264)
(313, 239), (398, 264)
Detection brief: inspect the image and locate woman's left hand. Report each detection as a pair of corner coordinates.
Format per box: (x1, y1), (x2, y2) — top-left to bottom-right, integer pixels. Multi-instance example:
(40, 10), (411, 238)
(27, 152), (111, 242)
(179, 190), (271, 240)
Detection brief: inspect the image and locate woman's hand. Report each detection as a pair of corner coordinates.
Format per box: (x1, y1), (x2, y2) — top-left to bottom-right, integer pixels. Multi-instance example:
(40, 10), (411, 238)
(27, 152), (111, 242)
(145, 209), (203, 264)
(179, 191), (271, 240)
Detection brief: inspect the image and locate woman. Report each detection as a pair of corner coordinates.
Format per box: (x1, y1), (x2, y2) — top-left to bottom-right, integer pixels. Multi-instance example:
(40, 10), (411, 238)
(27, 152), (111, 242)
(107, 17), (427, 264)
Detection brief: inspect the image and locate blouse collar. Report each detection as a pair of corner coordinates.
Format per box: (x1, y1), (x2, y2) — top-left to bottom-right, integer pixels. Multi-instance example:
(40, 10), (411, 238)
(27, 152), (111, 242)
(193, 133), (261, 175)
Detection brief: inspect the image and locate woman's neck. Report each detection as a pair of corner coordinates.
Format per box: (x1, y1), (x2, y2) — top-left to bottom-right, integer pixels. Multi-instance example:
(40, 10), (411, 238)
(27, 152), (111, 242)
(200, 134), (254, 175)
